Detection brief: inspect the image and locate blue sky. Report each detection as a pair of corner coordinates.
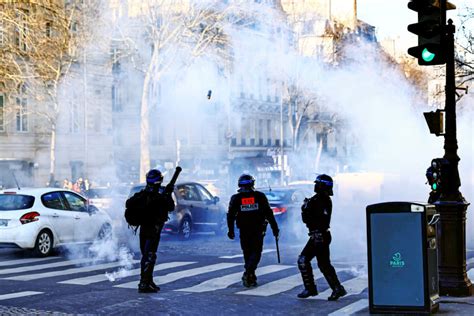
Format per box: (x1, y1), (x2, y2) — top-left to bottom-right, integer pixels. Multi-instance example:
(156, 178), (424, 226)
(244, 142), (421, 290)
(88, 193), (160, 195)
(357, 0), (470, 44)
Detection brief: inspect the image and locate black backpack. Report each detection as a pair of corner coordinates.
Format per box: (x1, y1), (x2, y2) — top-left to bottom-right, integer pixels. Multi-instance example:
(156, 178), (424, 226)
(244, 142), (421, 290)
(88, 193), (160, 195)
(124, 191), (146, 228)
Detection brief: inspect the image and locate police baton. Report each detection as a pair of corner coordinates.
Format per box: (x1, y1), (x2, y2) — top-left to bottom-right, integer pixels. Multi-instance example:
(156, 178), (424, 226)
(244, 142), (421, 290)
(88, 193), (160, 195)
(275, 235), (281, 264)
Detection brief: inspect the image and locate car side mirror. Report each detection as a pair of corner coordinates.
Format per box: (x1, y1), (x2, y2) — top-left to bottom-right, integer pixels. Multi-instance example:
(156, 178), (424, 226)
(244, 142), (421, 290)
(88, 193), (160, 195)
(213, 196), (220, 204)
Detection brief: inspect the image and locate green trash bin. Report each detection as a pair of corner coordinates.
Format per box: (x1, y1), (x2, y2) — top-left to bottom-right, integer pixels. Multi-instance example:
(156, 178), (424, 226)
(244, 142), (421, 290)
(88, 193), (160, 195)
(366, 202), (439, 314)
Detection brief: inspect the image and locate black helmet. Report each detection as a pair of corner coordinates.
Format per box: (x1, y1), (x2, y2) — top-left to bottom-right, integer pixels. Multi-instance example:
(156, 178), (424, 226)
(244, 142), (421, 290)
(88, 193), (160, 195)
(314, 174), (333, 196)
(238, 174), (255, 189)
(146, 169), (163, 185)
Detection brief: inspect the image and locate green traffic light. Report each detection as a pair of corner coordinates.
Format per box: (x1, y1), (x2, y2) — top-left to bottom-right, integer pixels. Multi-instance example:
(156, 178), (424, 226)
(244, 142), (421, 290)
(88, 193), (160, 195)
(422, 48), (436, 62)
(432, 183), (438, 191)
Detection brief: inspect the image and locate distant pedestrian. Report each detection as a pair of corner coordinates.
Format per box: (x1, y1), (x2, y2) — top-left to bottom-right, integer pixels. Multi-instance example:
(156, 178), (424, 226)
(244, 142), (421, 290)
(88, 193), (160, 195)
(227, 174), (279, 287)
(297, 174), (346, 301)
(63, 179), (72, 190)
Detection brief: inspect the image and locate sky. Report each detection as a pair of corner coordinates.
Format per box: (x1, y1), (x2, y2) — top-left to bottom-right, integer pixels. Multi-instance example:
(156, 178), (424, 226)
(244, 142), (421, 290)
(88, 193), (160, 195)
(357, 0), (471, 47)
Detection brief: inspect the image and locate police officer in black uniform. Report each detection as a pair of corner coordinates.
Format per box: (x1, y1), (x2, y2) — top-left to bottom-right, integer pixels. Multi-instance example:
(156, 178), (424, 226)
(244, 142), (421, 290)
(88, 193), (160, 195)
(297, 174), (347, 300)
(227, 174), (279, 287)
(125, 169), (175, 293)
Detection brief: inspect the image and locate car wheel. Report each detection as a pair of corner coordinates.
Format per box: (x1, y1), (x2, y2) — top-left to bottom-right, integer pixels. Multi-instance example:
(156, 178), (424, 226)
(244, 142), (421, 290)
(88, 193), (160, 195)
(34, 230), (53, 257)
(98, 224), (113, 241)
(179, 217), (192, 240)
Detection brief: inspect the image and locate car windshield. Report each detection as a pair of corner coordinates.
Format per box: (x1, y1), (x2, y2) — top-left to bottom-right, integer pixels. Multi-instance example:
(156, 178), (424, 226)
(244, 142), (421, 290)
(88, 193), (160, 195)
(262, 190), (291, 202)
(0, 194), (35, 210)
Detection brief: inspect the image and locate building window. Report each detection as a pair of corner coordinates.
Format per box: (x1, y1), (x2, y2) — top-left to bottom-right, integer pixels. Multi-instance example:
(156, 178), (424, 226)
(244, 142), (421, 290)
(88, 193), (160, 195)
(16, 84), (28, 132)
(0, 19), (4, 46)
(0, 94), (4, 131)
(70, 101), (80, 133)
(45, 22), (52, 37)
(267, 119), (271, 145)
(112, 84), (122, 112)
(16, 10), (28, 51)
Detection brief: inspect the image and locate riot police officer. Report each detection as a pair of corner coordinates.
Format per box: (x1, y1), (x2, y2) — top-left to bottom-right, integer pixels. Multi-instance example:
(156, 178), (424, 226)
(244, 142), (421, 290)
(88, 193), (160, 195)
(227, 174), (279, 287)
(125, 169), (174, 293)
(297, 174), (347, 300)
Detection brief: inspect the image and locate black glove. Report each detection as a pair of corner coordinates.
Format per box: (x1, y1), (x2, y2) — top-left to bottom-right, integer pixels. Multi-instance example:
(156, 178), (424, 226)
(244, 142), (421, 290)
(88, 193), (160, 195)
(227, 231), (235, 240)
(273, 228), (280, 239)
(164, 184), (174, 194)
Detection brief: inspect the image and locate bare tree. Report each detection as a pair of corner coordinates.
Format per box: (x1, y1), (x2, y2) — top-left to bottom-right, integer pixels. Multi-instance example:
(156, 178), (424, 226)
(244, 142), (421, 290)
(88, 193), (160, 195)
(113, 0), (239, 181)
(0, 1), (105, 184)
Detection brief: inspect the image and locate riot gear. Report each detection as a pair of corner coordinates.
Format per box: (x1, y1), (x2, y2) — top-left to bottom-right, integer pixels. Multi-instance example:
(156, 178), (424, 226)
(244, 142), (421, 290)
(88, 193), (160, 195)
(297, 174), (346, 301)
(228, 176), (279, 288)
(314, 174), (333, 196)
(126, 170), (174, 294)
(146, 169), (164, 185)
(238, 174), (255, 190)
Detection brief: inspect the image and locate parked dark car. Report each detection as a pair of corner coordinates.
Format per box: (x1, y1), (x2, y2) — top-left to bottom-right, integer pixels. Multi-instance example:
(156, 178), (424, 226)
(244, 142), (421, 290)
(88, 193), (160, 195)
(128, 182), (227, 239)
(258, 185), (313, 229)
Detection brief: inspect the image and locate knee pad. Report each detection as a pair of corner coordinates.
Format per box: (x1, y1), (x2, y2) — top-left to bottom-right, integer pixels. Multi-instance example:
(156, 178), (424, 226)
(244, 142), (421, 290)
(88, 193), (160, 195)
(298, 255), (309, 270)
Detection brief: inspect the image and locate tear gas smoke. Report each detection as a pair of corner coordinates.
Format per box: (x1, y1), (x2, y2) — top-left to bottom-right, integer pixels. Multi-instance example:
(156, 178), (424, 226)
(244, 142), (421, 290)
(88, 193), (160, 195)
(56, 1), (472, 260)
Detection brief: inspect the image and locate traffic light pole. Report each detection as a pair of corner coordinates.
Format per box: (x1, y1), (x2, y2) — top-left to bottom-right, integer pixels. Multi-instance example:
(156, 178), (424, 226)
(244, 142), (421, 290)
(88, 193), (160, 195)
(436, 19), (473, 297)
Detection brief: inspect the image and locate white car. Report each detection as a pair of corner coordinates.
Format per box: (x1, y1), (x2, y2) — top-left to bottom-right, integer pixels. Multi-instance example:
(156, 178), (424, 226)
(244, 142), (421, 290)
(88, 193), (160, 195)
(0, 188), (113, 257)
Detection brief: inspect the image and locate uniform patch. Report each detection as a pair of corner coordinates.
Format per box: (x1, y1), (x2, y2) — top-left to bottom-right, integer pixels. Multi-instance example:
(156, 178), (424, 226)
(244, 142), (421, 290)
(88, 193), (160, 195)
(242, 197), (255, 205)
(241, 197), (258, 211)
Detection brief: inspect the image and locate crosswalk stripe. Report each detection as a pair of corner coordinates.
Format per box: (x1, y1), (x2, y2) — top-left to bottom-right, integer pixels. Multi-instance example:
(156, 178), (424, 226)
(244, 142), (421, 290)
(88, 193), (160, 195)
(115, 262), (242, 289)
(237, 273), (302, 296)
(176, 264), (293, 293)
(0, 258), (93, 275)
(468, 267), (474, 280)
(219, 249), (275, 259)
(310, 275), (368, 300)
(59, 261), (196, 285)
(0, 257), (58, 267)
(3, 260), (140, 281)
(329, 299), (368, 316)
(0, 291), (43, 301)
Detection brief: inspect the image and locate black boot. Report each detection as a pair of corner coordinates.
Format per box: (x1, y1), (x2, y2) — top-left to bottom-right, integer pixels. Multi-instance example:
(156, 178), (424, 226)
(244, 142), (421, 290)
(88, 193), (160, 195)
(297, 286), (318, 298)
(248, 271), (257, 287)
(149, 280), (160, 292)
(328, 285), (347, 301)
(242, 272), (251, 288)
(138, 281), (158, 293)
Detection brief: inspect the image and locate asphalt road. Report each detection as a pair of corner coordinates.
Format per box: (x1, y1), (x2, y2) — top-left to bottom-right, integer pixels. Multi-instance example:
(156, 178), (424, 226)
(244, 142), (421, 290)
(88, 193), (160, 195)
(0, 233), (473, 315)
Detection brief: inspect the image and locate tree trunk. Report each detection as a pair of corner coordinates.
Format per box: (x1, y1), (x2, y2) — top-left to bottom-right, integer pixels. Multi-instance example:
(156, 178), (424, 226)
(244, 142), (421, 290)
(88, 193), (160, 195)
(139, 49), (159, 182)
(49, 123), (56, 186)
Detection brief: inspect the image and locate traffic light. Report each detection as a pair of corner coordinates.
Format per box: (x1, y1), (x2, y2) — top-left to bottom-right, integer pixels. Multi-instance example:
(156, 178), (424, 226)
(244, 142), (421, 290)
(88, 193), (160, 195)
(407, 0), (455, 65)
(423, 110), (445, 136)
(426, 158), (449, 193)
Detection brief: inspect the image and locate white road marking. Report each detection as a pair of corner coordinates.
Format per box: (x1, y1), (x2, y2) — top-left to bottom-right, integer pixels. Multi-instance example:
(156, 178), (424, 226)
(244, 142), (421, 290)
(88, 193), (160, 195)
(4, 260), (140, 281)
(176, 264), (293, 293)
(468, 267), (474, 281)
(115, 262), (242, 289)
(219, 249), (275, 259)
(329, 299), (369, 316)
(59, 261), (195, 285)
(0, 291), (43, 301)
(237, 273), (302, 297)
(0, 257), (58, 267)
(310, 275), (368, 300)
(0, 258), (93, 275)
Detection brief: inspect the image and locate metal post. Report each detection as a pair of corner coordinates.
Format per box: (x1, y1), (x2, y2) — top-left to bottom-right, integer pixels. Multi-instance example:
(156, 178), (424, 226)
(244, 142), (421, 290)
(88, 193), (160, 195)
(280, 83), (284, 186)
(436, 19), (473, 297)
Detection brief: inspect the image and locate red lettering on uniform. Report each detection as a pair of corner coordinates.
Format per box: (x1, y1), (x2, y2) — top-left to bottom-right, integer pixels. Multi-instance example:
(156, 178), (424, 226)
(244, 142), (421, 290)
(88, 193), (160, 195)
(241, 197), (255, 205)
